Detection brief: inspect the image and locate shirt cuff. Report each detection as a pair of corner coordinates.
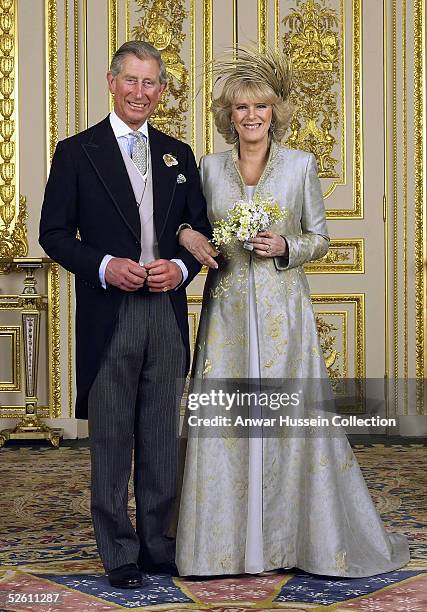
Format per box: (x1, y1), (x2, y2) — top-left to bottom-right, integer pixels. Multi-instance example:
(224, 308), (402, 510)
(99, 254), (114, 289)
(176, 223), (192, 236)
(171, 258), (188, 289)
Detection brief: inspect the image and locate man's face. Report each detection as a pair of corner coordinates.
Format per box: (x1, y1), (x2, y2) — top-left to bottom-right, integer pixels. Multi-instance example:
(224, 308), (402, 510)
(107, 54), (166, 130)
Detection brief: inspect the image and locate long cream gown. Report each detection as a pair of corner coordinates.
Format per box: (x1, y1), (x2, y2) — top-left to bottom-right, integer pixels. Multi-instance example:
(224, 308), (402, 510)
(175, 142), (410, 577)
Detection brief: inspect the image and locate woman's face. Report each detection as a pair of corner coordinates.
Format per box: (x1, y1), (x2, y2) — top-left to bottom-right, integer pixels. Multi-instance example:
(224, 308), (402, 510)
(230, 99), (273, 146)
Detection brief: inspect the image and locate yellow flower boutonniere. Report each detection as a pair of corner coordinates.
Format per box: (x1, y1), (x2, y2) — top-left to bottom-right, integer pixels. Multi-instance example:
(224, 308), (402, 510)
(163, 153), (178, 167)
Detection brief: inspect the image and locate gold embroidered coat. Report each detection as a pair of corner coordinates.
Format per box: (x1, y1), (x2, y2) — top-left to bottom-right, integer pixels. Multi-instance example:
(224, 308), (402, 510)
(194, 142), (329, 380)
(176, 143), (409, 577)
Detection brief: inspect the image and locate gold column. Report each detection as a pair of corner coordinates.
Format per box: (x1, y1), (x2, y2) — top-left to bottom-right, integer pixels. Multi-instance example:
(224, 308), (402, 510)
(108, 0), (118, 112)
(0, 0), (27, 266)
(45, 0), (58, 164)
(0, 259), (63, 448)
(202, 0), (213, 154)
(414, 0), (426, 385)
(258, 0), (268, 53)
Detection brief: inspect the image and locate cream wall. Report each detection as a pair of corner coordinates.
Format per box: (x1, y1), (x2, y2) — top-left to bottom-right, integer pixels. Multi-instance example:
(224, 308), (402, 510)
(0, 0), (425, 441)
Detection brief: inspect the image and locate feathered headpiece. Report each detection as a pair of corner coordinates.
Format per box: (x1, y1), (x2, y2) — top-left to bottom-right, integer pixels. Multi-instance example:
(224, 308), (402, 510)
(211, 46), (292, 101)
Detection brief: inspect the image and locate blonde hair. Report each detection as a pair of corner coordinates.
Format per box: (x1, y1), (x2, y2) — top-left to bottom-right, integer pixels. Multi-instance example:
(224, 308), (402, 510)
(210, 46), (293, 144)
(212, 79), (293, 144)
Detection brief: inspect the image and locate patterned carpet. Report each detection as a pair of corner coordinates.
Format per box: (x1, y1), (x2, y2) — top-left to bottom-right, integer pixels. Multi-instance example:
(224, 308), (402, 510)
(0, 444), (426, 611)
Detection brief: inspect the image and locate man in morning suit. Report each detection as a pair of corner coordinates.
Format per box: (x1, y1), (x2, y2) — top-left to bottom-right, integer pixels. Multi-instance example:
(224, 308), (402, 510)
(39, 41), (212, 589)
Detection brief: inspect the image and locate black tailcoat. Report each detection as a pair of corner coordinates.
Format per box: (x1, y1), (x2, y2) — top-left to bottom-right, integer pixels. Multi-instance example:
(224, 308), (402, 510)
(40, 117), (211, 418)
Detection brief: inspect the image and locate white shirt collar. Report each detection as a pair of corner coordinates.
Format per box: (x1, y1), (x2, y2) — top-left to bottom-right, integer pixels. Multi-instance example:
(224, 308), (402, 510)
(109, 110), (149, 139)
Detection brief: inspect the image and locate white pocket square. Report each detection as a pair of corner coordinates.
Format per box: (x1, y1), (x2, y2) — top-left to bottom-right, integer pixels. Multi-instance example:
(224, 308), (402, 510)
(176, 173), (186, 184)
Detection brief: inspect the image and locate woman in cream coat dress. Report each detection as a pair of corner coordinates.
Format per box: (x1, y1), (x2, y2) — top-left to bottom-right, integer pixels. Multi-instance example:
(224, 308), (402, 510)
(175, 48), (409, 578)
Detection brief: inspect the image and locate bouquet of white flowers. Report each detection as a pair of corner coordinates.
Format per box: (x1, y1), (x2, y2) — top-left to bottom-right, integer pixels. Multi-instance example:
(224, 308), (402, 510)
(212, 194), (287, 251)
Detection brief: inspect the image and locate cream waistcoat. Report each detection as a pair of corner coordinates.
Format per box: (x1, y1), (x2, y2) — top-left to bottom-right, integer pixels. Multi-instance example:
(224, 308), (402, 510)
(119, 142), (159, 265)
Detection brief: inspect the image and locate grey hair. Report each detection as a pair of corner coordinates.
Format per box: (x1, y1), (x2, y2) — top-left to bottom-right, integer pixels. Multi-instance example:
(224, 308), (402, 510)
(109, 41), (168, 84)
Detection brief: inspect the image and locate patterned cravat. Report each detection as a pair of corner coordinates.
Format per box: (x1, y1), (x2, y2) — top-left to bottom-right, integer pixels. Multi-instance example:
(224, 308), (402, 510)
(131, 131), (147, 175)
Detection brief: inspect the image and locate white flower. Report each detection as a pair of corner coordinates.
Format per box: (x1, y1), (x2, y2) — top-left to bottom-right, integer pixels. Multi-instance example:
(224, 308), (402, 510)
(163, 153), (178, 166)
(212, 193), (287, 248)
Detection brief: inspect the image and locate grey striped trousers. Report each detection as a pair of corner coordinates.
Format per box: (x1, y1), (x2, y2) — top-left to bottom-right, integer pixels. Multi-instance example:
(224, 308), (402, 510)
(88, 292), (186, 572)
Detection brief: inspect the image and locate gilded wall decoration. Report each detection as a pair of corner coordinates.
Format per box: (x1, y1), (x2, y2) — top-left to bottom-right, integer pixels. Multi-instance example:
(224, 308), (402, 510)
(73, 0), (80, 132)
(0, 325), (20, 391)
(414, 0), (425, 381)
(188, 312), (198, 353)
(312, 294), (365, 380)
(46, 0), (58, 160)
(305, 238), (364, 273)
(258, 0), (268, 53)
(315, 314), (344, 386)
(47, 263), (61, 418)
(185, 297), (202, 414)
(202, 0), (212, 154)
(313, 299), (364, 411)
(188, 294), (202, 351)
(283, 0), (342, 179)
(132, 0), (189, 140)
(0, 0), (27, 270)
(46, 0), (61, 418)
(0, 196), (27, 273)
(108, 0), (118, 65)
(108, 0), (118, 114)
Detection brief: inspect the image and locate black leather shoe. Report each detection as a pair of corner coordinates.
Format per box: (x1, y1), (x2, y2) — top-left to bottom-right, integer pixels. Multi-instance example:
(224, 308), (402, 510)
(108, 563), (144, 589)
(139, 561), (179, 576)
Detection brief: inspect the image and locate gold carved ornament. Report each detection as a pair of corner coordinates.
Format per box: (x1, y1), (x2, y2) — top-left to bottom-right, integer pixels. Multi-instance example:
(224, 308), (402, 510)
(0, 0), (27, 271)
(132, 0), (189, 140)
(283, 0), (340, 178)
(321, 249), (349, 265)
(315, 314), (341, 386)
